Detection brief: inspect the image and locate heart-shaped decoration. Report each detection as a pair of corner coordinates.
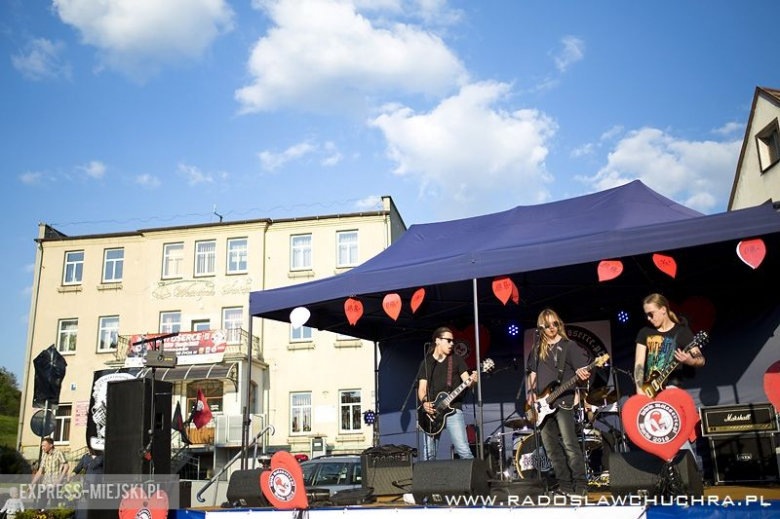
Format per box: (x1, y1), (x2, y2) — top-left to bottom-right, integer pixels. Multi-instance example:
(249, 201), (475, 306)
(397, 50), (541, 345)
(622, 388), (696, 462)
(382, 293), (402, 321)
(492, 276), (513, 305)
(410, 288), (426, 314)
(260, 451), (309, 510)
(510, 281), (520, 305)
(765, 360), (780, 411)
(344, 298), (363, 326)
(118, 487), (169, 519)
(597, 260), (623, 282)
(737, 238), (766, 269)
(652, 254), (677, 278)
(451, 324), (491, 370)
(674, 296), (717, 334)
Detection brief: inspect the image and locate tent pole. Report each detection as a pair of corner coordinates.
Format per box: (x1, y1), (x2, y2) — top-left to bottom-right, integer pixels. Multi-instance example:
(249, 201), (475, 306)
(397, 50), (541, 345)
(242, 311), (254, 470)
(471, 278), (484, 460)
(373, 341), (380, 446)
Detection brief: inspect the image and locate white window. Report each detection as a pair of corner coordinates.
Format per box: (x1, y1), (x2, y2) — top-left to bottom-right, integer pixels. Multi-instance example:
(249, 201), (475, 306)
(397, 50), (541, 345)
(339, 390), (362, 432)
(57, 319), (78, 353)
(160, 312), (181, 334)
(195, 240), (216, 276)
(291, 325), (312, 342)
(337, 231), (359, 267)
(53, 405), (72, 443)
(103, 248), (124, 283)
(163, 243), (184, 278)
(192, 320), (210, 332)
(222, 307), (243, 344)
(757, 118), (780, 173)
(63, 251), (84, 285)
(290, 234), (312, 271)
(227, 238), (248, 273)
(290, 392), (312, 434)
(98, 316), (119, 352)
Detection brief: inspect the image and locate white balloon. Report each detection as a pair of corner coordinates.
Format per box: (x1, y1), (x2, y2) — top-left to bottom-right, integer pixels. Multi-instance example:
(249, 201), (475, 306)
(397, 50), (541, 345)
(290, 306), (311, 329)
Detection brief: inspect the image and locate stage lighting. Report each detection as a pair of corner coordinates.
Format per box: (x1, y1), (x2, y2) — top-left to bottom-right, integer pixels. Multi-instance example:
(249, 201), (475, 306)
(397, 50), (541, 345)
(507, 324), (519, 337)
(363, 410), (376, 425)
(617, 310), (629, 324)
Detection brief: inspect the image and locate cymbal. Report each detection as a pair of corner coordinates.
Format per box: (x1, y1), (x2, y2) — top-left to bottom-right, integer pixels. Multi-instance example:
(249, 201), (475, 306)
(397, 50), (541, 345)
(505, 417), (532, 429)
(586, 388), (618, 406)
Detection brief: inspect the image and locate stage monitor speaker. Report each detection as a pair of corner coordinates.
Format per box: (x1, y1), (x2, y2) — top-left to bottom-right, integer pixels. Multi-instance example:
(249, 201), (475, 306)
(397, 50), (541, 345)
(361, 445), (414, 496)
(710, 434), (780, 484)
(412, 459), (490, 504)
(227, 469), (269, 507)
(104, 378), (172, 475)
(609, 451), (703, 497)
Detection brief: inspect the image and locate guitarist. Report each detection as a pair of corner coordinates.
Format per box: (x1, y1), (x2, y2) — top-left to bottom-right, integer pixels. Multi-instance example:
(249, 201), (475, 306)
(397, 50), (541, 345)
(634, 293), (705, 395)
(525, 309), (591, 498)
(417, 327), (477, 461)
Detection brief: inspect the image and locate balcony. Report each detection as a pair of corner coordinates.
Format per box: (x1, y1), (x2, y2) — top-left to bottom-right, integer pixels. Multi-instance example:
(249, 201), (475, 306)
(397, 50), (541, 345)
(172, 414), (267, 449)
(114, 329), (262, 363)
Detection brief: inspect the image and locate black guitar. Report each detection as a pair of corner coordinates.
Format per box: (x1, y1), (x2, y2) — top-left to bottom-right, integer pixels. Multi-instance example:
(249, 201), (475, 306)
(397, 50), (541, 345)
(640, 330), (708, 398)
(417, 358), (494, 436)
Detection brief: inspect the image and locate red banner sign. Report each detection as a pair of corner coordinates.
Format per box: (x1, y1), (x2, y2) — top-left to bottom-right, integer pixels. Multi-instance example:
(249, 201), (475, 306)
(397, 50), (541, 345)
(125, 330), (228, 367)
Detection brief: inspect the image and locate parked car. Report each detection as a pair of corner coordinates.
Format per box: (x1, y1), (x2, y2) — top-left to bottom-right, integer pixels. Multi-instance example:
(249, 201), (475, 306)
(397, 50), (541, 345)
(299, 454), (363, 496)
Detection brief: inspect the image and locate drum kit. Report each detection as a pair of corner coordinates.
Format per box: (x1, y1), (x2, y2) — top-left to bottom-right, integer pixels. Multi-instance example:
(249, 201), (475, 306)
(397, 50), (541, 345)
(485, 384), (623, 484)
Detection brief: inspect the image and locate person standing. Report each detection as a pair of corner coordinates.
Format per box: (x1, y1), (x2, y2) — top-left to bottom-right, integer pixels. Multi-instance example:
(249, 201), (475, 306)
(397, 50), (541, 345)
(417, 327), (477, 461)
(31, 437), (69, 509)
(526, 309), (591, 497)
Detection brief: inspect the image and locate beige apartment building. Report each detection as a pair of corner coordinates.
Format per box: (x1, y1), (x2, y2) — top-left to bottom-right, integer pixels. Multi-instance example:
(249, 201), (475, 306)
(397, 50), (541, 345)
(19, 197), (405, 478)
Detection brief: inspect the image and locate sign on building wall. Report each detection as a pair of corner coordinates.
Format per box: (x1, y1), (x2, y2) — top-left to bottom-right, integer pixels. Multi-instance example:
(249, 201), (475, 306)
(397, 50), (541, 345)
(125, 330), (228, 367)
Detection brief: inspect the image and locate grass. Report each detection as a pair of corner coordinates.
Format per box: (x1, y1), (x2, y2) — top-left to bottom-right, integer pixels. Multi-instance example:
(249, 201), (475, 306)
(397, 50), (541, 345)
(0, 414), (18, 448)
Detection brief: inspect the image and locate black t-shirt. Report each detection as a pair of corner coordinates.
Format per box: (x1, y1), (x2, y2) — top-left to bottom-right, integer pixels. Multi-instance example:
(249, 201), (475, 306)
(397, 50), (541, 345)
(417, 353), (470, 410)
(526, 338), (589, 406)
(636, 323), (695, 387)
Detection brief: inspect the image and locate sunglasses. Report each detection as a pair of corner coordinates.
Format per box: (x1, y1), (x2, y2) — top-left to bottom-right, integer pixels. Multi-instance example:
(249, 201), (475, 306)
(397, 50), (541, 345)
(646, 310), (660, 319)
(543, 321), (560, 329)
(439, 337), (454, 343)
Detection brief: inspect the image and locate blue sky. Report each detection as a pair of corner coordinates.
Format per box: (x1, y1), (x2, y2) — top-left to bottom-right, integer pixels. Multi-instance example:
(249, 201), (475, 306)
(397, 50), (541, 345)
(2, 0), (778, 383)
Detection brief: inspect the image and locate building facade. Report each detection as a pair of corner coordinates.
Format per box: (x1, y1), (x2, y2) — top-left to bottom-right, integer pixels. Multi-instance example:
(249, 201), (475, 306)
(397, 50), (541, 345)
(18, 197), (405, 476)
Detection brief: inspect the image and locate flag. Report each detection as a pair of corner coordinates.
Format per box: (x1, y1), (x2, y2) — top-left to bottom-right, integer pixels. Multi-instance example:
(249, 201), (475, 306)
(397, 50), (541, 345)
(191, 388), (213, 429)
(172, 401), (190, 444)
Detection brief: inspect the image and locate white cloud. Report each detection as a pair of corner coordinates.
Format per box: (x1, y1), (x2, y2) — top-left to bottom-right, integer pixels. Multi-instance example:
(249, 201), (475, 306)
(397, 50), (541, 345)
(53, 0), (234, 81)
(20, 286), (32, 297)
(570, 143), (594, 158)
(578, 127), (741, 212)
(177, 163), (214, 186)
(321, 153), (343, 167)
(370, 81), (557, 217)
(259, 142), (317, 171)
(712, 122), (744, 136)
(552, 36), (584, 73)
(19, 172), (44, 185)
(80, 160), (106, 179)
(134, 174), (161, 189)
(600, 125), (624, 142)
(354, 195), (383, 210)
(11, 38), (72, 81)
(24, 263), (35, 273)
(237, 0), (467, 114)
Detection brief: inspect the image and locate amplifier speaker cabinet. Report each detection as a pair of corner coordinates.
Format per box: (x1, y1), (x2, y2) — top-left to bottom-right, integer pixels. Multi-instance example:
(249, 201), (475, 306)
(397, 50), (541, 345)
(361, 445), (414, 496)
(700, 403), (778, 436)
(710, 433), (780, 485)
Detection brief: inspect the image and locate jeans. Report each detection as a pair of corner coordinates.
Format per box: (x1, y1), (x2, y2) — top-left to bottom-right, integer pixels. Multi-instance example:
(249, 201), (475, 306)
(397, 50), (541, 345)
(540, 406), (587, 494)
(422, 409), (474, 461)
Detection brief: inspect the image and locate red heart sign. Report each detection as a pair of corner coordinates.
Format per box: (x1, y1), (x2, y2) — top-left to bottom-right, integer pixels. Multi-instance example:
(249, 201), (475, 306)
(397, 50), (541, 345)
(597, 260), (623, 282)
(451, 324), (491, 370)
(260, 451), (309, 510)
(118, 488), (169, 519)
(765, 360), (780, 411)
(344, 298), (363, 325)
(622, 388), (696, 462)
(737, 238), (766, 269)
(382, 293), (402, 321)
(492, 276), (513, 305)
(410, 288), (426, 314)
(652, 254), (677, 278)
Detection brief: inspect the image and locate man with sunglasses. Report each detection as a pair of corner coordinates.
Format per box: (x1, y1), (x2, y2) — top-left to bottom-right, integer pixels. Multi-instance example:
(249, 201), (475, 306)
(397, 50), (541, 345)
(526, 309), (591, 498)
(417, 326), (477, 461)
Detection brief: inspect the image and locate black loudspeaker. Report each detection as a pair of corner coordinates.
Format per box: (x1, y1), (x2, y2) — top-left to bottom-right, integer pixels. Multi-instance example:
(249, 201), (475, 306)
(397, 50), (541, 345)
(609, 451), (703, 497)
(412, 459), (491, 504)
(105, 378), (172, 474)
(361, 445), (414, 495)
(227, 469), (268, 507)
(710, 434), (780, 484)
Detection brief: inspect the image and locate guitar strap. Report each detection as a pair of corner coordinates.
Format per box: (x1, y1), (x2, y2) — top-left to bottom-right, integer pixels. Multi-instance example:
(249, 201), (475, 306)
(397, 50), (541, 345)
(447, 355), (453, 389)
(555, 340), (569, 383)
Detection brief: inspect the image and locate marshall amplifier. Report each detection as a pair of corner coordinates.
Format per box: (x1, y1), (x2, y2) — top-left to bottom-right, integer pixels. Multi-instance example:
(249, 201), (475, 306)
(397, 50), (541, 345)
(700, 403), (778, 436)
(710, 433), (780, 484)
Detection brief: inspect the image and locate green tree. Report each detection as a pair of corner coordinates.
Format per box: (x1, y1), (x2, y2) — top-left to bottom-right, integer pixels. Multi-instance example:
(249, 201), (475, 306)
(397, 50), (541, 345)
(0, 367), (21, 416)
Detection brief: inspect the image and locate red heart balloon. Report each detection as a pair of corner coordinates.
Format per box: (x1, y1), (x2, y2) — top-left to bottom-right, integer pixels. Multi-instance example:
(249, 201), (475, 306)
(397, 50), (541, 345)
(382, 293), (402, 321)
(510, 281), (520, 305)
(622, 388), (696, 462)
(410, 288), (426, 314)
(260, 451), (309, 510)
(652, 254), (677, 278)
(492, 276), (513, 305)
(765, 360), (780, 411)
(118, 488), (169, 519)
(451, 324), (491, 370)
(737, 238), (766, 269)
(597, 260), (623, 282)
(674, 296), (717, 334)
(344, 298), (363, 326)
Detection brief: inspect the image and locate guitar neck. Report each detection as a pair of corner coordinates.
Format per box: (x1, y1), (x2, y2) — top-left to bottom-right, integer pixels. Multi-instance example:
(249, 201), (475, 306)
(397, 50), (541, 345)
(650, 338), (698, 387)
(548, 358), (600, 402)
(441, 378), (471, 407)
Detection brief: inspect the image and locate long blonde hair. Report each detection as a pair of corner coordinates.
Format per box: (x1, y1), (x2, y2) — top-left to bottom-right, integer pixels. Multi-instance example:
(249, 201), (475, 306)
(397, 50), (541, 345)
(536, 308), (569, 360)
(643, 293), (681, 324)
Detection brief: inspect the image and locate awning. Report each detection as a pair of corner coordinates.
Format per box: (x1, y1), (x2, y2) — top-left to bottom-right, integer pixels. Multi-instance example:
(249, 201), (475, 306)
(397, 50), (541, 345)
(136, 362), (239, 389)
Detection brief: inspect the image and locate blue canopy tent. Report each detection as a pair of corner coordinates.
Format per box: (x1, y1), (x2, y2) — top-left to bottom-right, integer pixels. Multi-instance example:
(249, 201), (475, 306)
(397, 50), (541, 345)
(249, 181), (780, 461)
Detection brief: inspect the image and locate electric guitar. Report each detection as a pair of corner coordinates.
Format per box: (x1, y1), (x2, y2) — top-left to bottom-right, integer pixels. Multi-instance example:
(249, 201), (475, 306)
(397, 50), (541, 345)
(526, 354), (610, 427)
(639, 330), (708, 398)
(417, 358), (495, 436)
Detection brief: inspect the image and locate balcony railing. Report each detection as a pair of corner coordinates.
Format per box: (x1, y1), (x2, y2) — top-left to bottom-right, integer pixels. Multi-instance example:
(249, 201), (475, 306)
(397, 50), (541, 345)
(114, 329), (262, 363)
(172, 414), (267, 449)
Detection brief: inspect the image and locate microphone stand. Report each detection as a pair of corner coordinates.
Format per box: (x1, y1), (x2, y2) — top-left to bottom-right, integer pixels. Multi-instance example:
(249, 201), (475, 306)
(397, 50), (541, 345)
(527, 328), (546, 491)
(611, 367), (630, 452)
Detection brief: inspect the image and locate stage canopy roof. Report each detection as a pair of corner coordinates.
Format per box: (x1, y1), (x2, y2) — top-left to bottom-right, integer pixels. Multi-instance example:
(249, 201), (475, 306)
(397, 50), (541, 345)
(249, 181), (780, 343)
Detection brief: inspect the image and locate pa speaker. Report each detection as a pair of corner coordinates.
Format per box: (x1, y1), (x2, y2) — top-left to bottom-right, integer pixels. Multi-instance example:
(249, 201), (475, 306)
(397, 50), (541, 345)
(227, 469), (269, 507)
(711, 434), (780, 484)
(104, 378), (172, 475)
(412, 459), (490, 504)
(609, 451), (703, 497)
(361, 445), (414, 496)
